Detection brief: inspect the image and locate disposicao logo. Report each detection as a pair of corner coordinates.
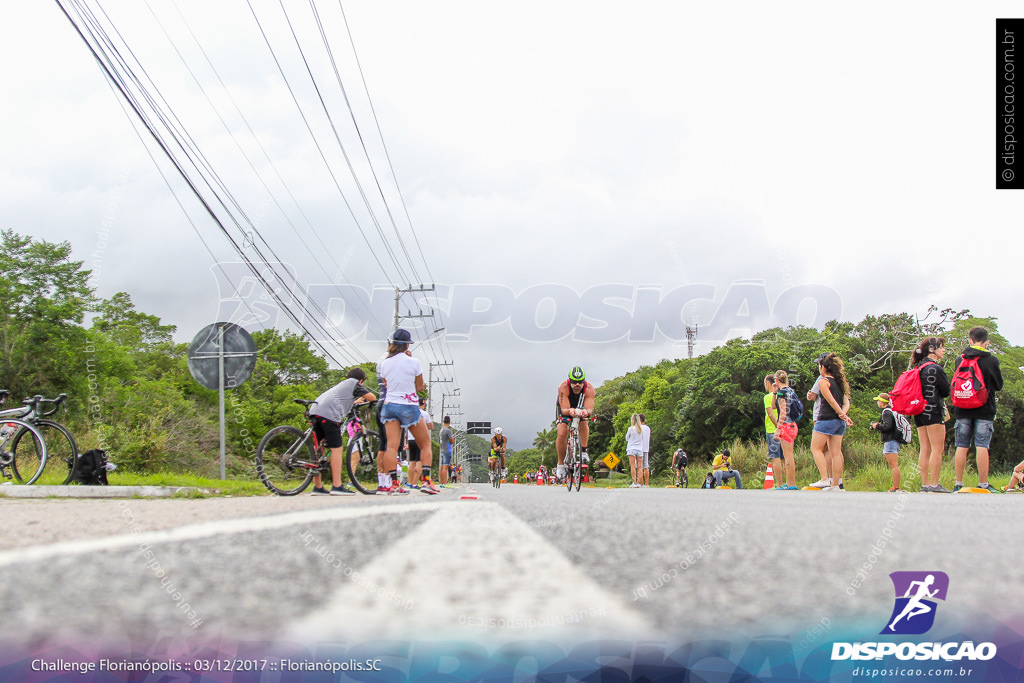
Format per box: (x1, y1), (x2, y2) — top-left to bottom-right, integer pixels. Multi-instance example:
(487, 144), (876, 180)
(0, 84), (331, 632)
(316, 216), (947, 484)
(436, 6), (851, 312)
(881, 571), (948, 635)
(831, 571), (997, 662)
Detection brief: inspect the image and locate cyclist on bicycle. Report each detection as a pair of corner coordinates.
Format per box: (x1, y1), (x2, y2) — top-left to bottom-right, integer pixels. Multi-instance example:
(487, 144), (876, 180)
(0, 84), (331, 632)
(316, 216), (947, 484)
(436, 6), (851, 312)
(671, 449), (688, 486)
(310, 367), (376, 495)
(555, 366), (595, 482)
(489, 427), (507, 482)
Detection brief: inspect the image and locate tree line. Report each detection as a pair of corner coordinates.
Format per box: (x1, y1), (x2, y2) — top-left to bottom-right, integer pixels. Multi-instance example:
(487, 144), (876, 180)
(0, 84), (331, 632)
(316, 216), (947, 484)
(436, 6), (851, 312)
(6, 230), (1022, 480)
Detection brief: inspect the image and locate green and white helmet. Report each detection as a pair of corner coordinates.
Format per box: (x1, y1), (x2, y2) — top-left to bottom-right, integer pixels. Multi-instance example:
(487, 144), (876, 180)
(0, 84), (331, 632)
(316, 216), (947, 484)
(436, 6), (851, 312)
(568, 366), (586, 382)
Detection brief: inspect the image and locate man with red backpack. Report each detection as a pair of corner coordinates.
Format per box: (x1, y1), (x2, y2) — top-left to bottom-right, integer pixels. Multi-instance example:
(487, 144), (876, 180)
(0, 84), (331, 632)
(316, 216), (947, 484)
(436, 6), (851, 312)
(952, 326), (1003, 492)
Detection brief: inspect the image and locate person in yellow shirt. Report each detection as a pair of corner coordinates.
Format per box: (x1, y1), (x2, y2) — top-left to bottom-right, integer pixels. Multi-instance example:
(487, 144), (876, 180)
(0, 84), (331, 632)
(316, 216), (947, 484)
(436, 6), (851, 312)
(712, 449), (743, 488)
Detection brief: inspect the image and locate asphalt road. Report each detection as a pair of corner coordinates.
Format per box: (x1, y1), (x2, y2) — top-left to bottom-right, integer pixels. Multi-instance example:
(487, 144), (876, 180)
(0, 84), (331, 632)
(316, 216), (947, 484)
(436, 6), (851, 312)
(0, 484), (1019, 661)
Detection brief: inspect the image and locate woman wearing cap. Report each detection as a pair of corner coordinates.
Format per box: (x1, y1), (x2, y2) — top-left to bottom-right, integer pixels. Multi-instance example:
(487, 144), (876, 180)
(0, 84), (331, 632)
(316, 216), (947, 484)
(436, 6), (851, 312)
(377, 329), (432, 495)
(910, 337), (950, 493)
(870, 392), (903, 492)
(808, 353), (854, 491)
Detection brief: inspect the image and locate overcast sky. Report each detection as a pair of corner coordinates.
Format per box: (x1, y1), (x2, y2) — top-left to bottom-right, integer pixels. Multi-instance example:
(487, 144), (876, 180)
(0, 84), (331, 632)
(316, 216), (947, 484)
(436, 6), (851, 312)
(3, 1), (1022, 450)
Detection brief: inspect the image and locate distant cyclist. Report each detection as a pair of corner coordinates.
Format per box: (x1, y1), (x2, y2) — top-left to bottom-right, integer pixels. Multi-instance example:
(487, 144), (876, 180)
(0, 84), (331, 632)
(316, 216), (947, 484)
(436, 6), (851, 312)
(671, 449), (688, 487)
(489, 427), (507, 481)
(555, 366), (595, 482)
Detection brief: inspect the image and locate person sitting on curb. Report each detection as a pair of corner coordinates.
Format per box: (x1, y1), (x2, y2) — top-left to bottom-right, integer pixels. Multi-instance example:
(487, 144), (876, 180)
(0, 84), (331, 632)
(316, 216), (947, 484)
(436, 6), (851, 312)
(1003, 458), (1024, 491)
(711, 449), (743, 489)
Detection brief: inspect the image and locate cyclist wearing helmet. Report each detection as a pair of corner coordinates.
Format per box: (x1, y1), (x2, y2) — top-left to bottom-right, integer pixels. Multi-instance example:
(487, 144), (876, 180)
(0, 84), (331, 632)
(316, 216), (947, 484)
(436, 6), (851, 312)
(555, 366), (595, 481)
(489, 427), (508, 482)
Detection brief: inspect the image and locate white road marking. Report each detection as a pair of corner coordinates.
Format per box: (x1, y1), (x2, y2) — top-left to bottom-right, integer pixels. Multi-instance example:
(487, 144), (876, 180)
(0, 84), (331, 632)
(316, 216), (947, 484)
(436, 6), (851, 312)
(286, 501), (660, 642)
(0, 501), (445, 568)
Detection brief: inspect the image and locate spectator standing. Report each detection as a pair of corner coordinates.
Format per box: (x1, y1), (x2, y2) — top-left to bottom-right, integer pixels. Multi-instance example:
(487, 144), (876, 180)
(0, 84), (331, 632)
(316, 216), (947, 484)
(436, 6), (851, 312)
(625, 413), (644, 488)
(952, 326), (1004, 492)
(639, 414), (652, 488)
(870, 392), (904, 492)
(772, 370), (799, 489)
(806, 354), (836, 487)
(377, 329), (431, 495)
(763, 374), (783, 486)
(910, 337), (951, 493)
(439, 416), (455, 485)
(808, 353), (853, 491)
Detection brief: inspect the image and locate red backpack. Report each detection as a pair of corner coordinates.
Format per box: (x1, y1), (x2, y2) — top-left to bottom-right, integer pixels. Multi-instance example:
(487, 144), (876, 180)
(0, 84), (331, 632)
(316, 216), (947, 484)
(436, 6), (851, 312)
(951, 355), (989, 409)
(889, 361), (933, 416)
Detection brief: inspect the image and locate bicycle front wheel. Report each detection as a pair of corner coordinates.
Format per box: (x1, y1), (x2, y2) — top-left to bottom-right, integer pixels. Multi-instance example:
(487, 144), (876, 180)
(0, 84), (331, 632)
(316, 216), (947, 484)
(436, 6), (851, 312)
(9, 422), (48, 485)
(255, 425), (316, 496)
(346, 429), (381, 495)
(34, 421), (78, 485)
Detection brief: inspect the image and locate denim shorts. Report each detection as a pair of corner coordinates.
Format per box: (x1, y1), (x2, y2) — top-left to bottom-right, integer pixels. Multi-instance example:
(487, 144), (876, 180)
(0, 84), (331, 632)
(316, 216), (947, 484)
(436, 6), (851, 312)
(813, 419), (847, 436)
(766, 433), (782, 458)
(441, 451), (452, 466)
(954, 418), (994, 449)
(380, 402), (422, 429)
(883, 440), (900, 455)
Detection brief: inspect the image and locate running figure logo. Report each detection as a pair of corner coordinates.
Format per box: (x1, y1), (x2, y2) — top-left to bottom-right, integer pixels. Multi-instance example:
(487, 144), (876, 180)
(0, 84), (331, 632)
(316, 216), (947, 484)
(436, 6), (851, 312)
(881, 571), (950, 635)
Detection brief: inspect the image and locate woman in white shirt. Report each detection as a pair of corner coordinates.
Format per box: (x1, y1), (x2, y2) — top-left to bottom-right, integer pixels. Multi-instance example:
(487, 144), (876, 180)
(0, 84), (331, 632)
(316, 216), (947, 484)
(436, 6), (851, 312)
(377, 329), (432, 494)
(625, 413), (644, 488)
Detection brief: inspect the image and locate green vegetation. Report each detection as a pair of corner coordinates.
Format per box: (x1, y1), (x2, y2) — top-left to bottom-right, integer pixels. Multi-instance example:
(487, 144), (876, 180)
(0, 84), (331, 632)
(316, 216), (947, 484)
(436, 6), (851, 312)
(5, 230), (1022, 493)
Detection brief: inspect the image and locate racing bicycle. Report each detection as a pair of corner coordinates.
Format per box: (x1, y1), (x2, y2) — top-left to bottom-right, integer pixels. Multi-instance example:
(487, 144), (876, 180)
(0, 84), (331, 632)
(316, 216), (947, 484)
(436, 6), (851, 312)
(0, 390), (49, 485)
(0, 393), (78, 485)
(255, 400), (380, 496)
(564, 417), (583, 492)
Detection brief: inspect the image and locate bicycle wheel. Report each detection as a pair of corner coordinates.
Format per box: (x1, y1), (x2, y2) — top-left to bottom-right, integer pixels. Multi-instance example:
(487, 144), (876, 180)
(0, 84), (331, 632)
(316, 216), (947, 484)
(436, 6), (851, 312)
(255, 425), (316, 496)
(8, 422), (48, 485)
(680, 470), (689, 488)
(345, 429), (380, 495)
(565, 438), (575, 491)
(33, 421), (78, 485)
(496, 465), (501, 489)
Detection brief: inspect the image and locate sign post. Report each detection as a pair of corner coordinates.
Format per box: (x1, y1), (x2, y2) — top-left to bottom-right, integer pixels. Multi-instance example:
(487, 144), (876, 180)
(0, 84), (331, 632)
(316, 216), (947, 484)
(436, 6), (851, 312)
(187, 322), (258, 479)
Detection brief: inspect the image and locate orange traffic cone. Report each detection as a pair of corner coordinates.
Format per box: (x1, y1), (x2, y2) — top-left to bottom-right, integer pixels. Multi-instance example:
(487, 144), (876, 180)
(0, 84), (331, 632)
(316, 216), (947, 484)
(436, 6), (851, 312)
(536, 472), (543, 486)
(763, 462), (775, 489)
(513, 474), (518, 484)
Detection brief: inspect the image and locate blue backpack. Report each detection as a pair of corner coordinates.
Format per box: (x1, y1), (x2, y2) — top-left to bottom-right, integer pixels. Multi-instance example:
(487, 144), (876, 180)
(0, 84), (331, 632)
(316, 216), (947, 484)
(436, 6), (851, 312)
(779, 387), (804, 422)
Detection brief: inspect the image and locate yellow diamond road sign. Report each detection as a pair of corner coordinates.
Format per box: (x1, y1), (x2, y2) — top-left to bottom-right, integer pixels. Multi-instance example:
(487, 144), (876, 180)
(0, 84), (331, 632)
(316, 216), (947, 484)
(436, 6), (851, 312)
(603, 452), (620, 469)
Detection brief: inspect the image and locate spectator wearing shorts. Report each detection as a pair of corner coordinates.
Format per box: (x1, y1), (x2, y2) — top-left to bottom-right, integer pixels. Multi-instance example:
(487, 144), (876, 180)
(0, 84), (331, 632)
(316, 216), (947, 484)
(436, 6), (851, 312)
(910, 336), (951, 493)
(640, 413), (651, 487)
(406, 397), (437, 493)
(808, 353), (853, 491)
(763, 374), (782, 484)
(772, 370), (798, 489)
(309, 367), (375, 495)
(953, 326), (1003, 492)
(377, 329), (431, 495)
(870, 392), (904, 492)
(439, 416), (454, 484)
(625, 413), (644, 488)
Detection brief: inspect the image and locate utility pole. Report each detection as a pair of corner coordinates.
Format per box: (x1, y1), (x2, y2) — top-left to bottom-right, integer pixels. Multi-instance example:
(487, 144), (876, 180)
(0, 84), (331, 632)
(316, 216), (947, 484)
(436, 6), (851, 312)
(394, 284), (436, 328)
(428, 362), (454, 417)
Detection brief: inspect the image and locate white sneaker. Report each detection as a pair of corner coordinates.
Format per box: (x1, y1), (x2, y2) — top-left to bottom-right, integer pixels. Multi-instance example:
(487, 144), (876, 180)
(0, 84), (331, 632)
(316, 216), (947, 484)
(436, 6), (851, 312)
(581, 451), (590, 463)
(822, 486), (844, 492)
(556, 465), (566, 480)
(629, 482), (640, 488)
(808, 479), (831, 489)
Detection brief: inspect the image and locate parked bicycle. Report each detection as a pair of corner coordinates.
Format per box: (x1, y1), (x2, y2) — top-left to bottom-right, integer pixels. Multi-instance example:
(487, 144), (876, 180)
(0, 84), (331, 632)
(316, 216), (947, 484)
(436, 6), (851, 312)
(0, 391), (49, 485)
(255, 400), (380, 496)
(0, 393), (78, 485)
(564, 416), (583, 492)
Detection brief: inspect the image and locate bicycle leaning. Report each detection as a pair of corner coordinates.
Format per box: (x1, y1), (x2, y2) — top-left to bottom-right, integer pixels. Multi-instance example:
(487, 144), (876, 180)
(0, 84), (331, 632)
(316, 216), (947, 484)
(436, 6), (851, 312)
(0, 390), (52, 485)
(255, 400), (381, 496)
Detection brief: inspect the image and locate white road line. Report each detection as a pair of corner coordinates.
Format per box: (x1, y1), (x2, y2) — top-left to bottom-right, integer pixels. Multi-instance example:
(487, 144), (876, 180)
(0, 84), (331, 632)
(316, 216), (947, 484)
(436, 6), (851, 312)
(0, 501), (445, 568)
(286, 501), (661, 643)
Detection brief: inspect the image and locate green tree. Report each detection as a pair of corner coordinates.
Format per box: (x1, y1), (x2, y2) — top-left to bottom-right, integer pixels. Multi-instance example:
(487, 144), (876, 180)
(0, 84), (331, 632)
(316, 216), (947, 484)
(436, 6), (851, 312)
(0, 230), (94, 401)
